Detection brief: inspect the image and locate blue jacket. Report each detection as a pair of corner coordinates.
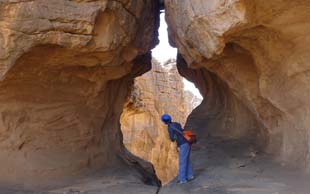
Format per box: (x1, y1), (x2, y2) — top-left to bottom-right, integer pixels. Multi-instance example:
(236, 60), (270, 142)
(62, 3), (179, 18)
(168, 122), (188, 147)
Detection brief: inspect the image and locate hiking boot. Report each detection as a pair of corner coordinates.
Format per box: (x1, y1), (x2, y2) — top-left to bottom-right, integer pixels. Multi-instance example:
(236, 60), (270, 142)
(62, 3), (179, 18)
(187, 176), (195, 182)
(177, 180), (187, 184)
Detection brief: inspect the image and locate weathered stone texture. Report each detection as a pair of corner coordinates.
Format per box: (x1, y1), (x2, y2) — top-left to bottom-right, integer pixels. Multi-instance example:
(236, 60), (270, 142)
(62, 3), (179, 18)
(184, 90), (202, 117)
(165, 0), (310, 170)
(121, 59), (199, 183)
(0, 0), (160, 187)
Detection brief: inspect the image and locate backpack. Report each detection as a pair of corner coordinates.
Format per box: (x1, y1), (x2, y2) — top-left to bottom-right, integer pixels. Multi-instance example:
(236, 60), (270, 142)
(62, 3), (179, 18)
(183, 130), (197, 144)
(170, 125), (197, 145)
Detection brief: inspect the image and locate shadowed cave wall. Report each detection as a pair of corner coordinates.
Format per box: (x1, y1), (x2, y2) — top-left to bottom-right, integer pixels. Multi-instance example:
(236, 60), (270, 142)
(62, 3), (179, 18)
(165, 0), (310, 170)
(1, 0), (310, 190)
(0, 0), (160, 187)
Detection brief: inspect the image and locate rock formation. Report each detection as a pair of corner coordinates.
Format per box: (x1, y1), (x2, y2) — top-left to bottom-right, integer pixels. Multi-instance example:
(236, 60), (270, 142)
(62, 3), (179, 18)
(0, 0), (160, 189)
(184, 90), (202, 117)
(165, 0), (310, 170)
(121, 58), (200, 184)
(2, 0), (310, 192)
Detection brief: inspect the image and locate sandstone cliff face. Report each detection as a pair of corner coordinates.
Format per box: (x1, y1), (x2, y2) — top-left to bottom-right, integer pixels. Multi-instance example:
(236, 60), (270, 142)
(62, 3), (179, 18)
(121, 59), (198, 184)
(184, 90), (202, 117)
(165, 0), (310, 170)
(0, 0), (160, 187)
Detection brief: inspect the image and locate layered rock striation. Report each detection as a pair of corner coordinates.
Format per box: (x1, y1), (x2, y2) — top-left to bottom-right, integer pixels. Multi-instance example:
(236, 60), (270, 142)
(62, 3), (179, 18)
(121, 59), (200, 184)
(0, 0), (160, 188)
(165, 0), (310, 170)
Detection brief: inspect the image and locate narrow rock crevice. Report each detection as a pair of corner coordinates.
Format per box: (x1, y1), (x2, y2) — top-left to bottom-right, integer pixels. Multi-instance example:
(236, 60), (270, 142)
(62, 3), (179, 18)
(120, 59), (201, 184)
(2, 0), (310, 193)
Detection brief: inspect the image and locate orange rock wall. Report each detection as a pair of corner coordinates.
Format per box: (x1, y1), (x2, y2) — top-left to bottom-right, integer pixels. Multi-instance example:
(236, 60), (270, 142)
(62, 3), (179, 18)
(121, 59), (200, 183)
(0, 0), (160, 186)
(165, 0), (310, 170)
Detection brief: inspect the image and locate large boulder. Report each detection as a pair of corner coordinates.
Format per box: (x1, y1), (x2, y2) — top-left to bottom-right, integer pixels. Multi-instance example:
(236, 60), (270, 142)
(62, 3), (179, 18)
(165, 0), (310, 170)
(0, 0), (160, 187)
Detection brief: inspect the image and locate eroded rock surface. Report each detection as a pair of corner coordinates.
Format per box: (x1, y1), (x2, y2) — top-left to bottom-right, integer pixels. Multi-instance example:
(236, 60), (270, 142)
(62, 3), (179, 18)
(178, 55), (265, 142)
(160, 138), (310, 194)
(165, 0), (310, 170)
(184, 90), (202, 117)
(121, 59), (200, 184)
(0, 0), (160, 190)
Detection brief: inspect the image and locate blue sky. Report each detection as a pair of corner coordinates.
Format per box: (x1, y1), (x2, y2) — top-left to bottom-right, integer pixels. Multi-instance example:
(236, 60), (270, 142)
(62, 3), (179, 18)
(152, 13), (202, 99)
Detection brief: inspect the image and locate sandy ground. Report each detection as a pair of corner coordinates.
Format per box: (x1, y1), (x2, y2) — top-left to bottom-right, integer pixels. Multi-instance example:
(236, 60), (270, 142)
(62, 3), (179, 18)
(0, 164), (159, 194)
(2, 138), (310, 194)
(160, 138), (310, 194)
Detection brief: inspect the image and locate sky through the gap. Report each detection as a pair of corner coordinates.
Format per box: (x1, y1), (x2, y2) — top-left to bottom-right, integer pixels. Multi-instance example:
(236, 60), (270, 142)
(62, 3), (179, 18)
(152, 13), (202, 99)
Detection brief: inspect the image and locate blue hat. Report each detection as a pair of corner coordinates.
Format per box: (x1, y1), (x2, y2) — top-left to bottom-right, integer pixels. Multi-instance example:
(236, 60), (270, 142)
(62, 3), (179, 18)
(161, 114), (172, 124)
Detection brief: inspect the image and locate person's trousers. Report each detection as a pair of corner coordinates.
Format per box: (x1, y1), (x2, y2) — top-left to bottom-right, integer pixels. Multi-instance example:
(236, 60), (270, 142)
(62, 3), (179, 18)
(178, 143), (194, 181)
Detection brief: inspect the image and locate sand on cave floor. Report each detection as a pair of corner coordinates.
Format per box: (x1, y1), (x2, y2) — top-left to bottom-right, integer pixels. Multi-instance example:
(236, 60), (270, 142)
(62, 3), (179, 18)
(0, 164), (159, 194)
(2, 138), (310, 194)
(160, 138), (310, 194)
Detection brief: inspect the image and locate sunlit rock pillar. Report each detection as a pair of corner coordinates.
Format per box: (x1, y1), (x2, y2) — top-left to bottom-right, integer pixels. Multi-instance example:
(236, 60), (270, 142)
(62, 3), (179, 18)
(121, 59), (200, 183)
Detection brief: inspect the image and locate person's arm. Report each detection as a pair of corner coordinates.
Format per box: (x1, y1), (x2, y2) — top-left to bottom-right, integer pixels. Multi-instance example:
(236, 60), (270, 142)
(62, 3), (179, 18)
(176, 123), (183, 131)
(168, 126), (176, 142)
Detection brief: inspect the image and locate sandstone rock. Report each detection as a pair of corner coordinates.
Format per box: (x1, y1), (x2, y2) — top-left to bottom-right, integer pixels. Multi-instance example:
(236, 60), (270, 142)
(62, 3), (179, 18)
(165, 0), (310, 170)
(177, 54), (265, 142)
(183, 90), (202, 119)
(121, 58), (199, 184)
(0, 0), (160, 188)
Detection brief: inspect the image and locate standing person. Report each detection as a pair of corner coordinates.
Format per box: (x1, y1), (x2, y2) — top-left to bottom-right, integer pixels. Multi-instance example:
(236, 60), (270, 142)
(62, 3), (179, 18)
(161, 114), (194, 184)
